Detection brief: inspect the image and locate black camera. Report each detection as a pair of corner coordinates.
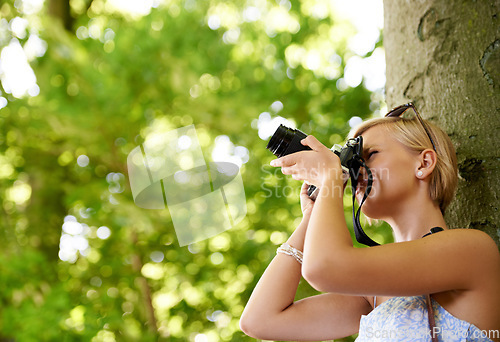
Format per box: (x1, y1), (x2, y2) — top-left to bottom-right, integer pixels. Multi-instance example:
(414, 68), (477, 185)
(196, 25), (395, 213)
(266, 124), (365, 199)
(266, 124), (379, 247)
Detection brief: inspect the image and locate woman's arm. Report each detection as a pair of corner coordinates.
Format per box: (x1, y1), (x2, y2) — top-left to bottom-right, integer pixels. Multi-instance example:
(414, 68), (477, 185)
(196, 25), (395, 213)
(240, 215), (372, 341)
(240, 183), (372, 341)
(239, 213), (305, 337)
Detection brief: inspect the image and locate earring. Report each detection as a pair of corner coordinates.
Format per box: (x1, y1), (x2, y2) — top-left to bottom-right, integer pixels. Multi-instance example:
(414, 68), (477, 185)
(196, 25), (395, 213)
(417, 170), (424, 177)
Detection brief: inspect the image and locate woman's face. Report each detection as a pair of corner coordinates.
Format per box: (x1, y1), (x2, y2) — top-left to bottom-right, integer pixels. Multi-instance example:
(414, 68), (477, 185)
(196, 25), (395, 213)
(355, 125), (421, 219)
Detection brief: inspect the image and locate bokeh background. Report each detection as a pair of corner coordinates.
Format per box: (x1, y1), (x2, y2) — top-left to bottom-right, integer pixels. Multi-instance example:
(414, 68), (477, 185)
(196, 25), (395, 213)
(0, 0), (394, 341)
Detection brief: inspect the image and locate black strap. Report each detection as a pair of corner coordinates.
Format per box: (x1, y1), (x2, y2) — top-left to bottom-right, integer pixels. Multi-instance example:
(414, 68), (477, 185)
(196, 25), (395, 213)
(350, 158), (380, 247)
(422, 227), (444, 237)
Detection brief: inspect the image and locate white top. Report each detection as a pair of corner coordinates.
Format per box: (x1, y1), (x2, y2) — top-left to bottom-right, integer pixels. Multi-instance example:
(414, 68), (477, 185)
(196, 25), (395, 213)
(355, 295), (493, 342)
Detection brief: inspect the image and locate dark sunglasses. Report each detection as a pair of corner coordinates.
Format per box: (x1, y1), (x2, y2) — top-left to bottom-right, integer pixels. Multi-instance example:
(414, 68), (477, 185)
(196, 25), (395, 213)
(385, 103), (437, 152)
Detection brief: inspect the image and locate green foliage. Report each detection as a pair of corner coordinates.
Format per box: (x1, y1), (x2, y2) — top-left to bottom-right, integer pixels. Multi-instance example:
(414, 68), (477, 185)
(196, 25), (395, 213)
(0, 0), (388, 341)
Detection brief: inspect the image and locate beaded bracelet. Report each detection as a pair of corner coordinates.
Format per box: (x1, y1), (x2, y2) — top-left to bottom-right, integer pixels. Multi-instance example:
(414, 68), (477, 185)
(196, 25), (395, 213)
(277, 243), (303, 264)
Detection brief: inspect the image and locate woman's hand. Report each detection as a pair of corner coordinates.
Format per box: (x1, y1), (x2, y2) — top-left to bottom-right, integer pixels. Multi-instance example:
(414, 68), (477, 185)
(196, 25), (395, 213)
(300, 182), (315, 217)
(270, 135), (343, 188)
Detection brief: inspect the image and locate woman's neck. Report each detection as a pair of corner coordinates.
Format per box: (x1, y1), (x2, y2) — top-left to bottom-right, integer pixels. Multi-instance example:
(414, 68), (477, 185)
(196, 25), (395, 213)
(385, 198), (447, 242)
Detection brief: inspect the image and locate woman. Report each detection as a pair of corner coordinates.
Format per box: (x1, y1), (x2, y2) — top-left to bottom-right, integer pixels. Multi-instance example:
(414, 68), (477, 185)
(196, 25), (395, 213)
(240, 104), (500, 341)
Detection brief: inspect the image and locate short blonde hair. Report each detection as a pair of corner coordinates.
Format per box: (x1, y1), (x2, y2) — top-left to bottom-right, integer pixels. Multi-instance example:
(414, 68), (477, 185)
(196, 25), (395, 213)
(349, 116), (458, 213)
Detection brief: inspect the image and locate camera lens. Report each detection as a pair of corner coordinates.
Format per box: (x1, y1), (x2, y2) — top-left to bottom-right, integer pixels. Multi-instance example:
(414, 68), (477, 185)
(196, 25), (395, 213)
(267, 124), (318, 200)
(266, 125), (310, 157)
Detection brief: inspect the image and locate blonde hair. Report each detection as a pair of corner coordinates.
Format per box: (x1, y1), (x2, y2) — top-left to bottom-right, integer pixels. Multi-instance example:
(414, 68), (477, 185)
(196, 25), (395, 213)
(349, 116), (458, 213)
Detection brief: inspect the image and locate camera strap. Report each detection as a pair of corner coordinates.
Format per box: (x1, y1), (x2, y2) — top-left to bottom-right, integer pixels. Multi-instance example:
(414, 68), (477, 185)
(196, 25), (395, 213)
(349, 159), (380, 247)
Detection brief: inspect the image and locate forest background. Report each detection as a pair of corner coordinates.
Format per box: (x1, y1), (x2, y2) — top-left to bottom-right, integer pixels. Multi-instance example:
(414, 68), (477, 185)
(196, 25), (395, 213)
(2, 0), (397, 341)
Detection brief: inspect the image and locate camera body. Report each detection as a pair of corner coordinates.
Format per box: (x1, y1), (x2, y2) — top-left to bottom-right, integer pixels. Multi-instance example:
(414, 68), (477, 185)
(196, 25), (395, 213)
(333, 137), (364, 179)
(267, 124), (365, 199)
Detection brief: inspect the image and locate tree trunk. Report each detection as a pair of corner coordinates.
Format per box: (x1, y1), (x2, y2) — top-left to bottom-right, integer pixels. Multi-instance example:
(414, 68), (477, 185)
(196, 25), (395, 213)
(383, 1), (500, 247)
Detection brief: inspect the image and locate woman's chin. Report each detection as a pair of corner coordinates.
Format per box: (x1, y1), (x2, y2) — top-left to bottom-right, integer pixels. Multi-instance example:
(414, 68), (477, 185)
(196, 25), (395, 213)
(354, 190), (380, 218)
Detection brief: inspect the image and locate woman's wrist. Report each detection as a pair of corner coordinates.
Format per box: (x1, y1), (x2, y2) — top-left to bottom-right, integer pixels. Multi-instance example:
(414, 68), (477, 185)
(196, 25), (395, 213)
(277, 243), (303, 264)
(319, 172), (345, 199)
(302, 207), (313, 221)
(286, 217), (308, 251)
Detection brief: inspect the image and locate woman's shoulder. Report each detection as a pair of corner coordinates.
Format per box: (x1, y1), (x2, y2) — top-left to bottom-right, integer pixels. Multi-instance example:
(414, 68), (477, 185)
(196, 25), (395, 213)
(435, 228), (498, 246)
(439, 228), (499, 251)
(433, 229), (500, 333)
(427, 228), (500, 271)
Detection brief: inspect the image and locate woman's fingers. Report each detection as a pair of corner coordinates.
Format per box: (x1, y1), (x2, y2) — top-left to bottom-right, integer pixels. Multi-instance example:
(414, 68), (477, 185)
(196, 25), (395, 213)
(301, 135), (328, 151)
(270, 135), (327, 167)
(280, 165), (294, 175)
(270, 153), (297, 167)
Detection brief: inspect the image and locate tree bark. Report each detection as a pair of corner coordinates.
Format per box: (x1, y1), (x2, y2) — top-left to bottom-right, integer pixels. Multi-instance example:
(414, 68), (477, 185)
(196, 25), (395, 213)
(384, 1), (500, 246)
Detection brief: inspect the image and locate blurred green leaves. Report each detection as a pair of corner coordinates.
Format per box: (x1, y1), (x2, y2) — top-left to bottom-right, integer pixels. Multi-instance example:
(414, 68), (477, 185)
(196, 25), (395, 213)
(0, 0), (388, 341)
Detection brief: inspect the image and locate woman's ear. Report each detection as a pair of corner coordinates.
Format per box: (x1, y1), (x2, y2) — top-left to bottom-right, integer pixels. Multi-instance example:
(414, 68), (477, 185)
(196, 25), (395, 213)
(416, 149), (437, 179)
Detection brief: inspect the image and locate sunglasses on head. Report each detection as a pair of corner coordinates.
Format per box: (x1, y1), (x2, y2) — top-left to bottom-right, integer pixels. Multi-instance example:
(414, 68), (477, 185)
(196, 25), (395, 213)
(384, 102), (437, 152)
